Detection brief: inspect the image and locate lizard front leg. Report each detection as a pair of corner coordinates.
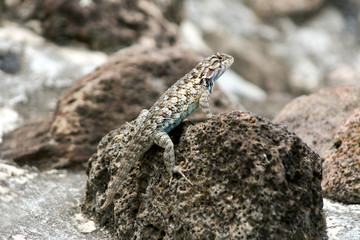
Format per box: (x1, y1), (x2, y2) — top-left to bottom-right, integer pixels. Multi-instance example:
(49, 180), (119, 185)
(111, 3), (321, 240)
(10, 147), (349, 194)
(152, 130), (192, 185)
(199, 89), (212, 118)
(136, 109), (149, 124)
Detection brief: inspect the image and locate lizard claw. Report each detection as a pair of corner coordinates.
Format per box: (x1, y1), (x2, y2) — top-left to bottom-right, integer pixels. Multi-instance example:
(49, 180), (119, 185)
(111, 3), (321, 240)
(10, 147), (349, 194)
(172, 166), (193, 185)
(125, 121), (134, 127)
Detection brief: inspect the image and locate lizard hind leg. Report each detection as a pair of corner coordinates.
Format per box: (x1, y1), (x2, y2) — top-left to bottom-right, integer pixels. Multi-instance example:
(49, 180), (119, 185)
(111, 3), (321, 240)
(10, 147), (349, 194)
(152, 130), (193, 185)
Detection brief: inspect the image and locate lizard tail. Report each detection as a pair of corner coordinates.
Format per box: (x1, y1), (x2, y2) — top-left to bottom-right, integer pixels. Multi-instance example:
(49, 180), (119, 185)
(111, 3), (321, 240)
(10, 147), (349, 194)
(99, 180), (118, 211)
(99, 143), (146, 211)
(99, 173), (122, 212)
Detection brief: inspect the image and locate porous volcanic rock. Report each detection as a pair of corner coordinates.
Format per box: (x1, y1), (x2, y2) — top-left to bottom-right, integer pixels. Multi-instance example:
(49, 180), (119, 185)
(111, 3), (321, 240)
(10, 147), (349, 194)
(274, 86), (360, 157)
(322, 109), (360, 203)
(274, 86), (360, 204)
(2, 0), (183, 51)
(82, 111), (326, 240)
(0, 45), (237, 169)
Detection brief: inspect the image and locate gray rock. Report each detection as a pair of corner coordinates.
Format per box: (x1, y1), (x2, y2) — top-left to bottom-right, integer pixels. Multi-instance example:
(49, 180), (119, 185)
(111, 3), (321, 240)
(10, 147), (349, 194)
(82, 111), (326, 239)
(0, 161), (110, 240)
(184, 0), (360, 119)
(324, 198), (360, 240)
(216, 70), (267, 103)
(325, 63), (358, 86)
(289, 56), (322, 93)
(185, 0), (287, 94)
(273, 6), (360, 94)
(0, 22), (107, 120)
(0, 107), (20, 143)
(0, 51), (21, 73)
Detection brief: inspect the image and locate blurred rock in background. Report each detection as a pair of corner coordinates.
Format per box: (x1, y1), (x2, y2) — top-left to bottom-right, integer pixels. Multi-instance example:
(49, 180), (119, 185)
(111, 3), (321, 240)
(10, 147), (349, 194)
(183, 0), (360, 118)
(0, 0), (183, 51)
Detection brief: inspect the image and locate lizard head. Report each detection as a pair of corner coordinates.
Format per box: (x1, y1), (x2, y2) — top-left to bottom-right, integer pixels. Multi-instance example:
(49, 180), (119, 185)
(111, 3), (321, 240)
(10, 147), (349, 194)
(196, 52), (234, 91)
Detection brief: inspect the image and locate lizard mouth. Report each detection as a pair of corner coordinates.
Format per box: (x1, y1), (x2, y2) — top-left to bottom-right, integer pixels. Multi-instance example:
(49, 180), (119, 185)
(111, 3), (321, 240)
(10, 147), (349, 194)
(212, 66), (228, 82)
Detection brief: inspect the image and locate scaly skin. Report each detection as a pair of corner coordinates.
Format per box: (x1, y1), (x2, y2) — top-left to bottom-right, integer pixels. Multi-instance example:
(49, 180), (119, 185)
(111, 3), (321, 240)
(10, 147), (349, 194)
(100, 52), (234, 211)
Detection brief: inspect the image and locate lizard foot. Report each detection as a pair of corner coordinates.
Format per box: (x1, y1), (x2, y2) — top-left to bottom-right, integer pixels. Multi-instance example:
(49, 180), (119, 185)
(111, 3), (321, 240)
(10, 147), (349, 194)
(171, 166), (193, 185)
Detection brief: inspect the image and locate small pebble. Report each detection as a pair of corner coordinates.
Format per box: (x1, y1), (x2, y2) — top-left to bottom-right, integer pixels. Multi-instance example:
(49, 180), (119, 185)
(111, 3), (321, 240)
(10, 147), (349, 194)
(0, 52), (21, 74)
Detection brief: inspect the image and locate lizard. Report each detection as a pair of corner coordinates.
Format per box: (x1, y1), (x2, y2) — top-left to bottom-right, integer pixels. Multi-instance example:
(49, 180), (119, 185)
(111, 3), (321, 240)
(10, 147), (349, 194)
(99, 52), (234, 211)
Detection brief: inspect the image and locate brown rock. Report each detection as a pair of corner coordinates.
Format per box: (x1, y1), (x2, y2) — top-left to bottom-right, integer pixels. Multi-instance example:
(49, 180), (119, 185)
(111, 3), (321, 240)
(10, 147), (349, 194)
(274, 86), (360, 203)
(3, 0), (183, 51)
(322, 109), (360, 203)
(0, 45), (237, 170)
(274, 86), (360, 156)
(243, 0), (325, 18)
(82, 111), (326, 239)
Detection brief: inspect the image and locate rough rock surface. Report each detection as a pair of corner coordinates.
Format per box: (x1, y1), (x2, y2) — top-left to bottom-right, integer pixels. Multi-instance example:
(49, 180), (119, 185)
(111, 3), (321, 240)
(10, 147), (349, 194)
(0, 161), (111, 240)
(82, 111), (326, 240)
(324, 198), (360, 240)
(1, 0), (183, 51)
(0, 45), (237, 169)
(274, 86), (360, 204)
(274, 86), (360, 156)
(322, 109), (360, 203)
